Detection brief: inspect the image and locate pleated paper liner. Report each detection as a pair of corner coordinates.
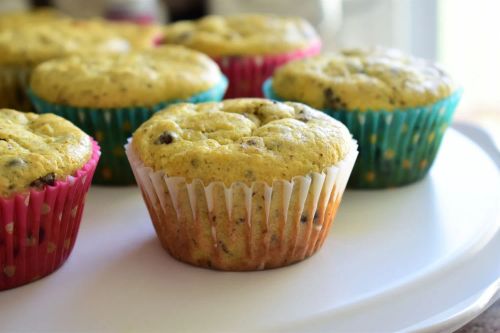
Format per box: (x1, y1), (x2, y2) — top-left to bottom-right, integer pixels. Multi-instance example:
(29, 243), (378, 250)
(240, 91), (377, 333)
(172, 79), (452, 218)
(0, 139), (100, 291)
(28, 76), (228, 185)
(125, 139), (358, 271)
(263, 79), (463, 188)
(215, 40), (321, 98)
(0, 65), (33, 112)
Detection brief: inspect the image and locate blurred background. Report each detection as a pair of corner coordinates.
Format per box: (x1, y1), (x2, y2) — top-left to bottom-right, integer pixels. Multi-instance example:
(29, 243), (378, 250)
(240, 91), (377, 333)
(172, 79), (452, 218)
(1, 0), (499, 142)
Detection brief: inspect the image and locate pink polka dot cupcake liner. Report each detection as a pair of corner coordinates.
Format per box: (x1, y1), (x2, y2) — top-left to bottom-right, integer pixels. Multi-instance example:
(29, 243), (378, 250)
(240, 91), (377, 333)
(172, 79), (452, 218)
(215, 40), (321, 98)
(0, 139), (100, 291)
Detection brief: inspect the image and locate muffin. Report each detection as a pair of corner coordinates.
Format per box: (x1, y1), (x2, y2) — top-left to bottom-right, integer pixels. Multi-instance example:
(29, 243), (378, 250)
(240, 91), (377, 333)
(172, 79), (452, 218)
(0, 109), (100, 290)
(162, 14), (321, 98)
(264, 47), (462, 188)
(0, 20), (130, 111)
(126, 99), (358, 271)
(28, 46), (228, 185)
(73, 18), (164, 50)
(0, 8), (67, 29)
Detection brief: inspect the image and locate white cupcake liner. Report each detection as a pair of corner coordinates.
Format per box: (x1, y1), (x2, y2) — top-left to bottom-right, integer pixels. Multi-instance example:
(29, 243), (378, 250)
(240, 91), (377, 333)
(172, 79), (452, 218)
(0, 65), (33, 111)
(125, 139), (358, 271)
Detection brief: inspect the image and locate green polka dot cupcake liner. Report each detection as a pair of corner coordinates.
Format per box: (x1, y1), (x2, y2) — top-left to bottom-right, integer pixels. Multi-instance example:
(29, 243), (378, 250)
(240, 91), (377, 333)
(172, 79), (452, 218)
(27, 76), (228, 185)
(263, 79), (463, 188)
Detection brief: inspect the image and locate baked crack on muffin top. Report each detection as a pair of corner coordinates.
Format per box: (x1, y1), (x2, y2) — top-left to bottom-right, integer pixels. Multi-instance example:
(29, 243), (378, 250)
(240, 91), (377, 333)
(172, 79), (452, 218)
(132, 99), (353, 185)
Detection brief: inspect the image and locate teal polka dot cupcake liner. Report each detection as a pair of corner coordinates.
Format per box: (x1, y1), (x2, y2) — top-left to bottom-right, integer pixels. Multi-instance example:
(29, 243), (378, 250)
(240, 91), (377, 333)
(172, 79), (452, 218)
(28, 76), (228, 185)
(263, 79), (463, 188)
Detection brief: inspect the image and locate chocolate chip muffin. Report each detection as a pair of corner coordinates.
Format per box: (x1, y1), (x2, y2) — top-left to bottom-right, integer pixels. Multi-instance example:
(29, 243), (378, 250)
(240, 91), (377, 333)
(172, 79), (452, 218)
(0, 109), (92, 197)
(28, 46), (227, 185)
(162, 13), (321, 97)
(264, 47), (461, 188)
(0, 19), (129, 111)
(163, 14), (320, 57)
(0, 108), (99, 290)
(0, 8), (67, 29)
(30, 46), (224, 108)
(126, 99), (358, 270)
(270, 47), (455, 111)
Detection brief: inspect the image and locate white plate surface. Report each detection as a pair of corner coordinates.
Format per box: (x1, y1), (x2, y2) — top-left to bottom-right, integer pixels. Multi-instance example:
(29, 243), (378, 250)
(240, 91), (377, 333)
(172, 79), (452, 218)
(0, 129), (499, 333)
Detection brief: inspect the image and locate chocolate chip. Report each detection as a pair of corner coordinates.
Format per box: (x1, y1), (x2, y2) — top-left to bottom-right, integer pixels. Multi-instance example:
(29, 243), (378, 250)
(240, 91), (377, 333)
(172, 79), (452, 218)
(323, 87), (337, 108)
(30, 173), (56, 189)
(313, 212), (320, 224)
(265, 142), (281, 151)
(218, 240), (230, 254)
(5, 158), (26, 168)
(300, 214), (308, 224)
(296, 108), (313, 122)
(190, 159), (199, 167)
(271, 234), (278, 243)
(245, 139), (257, 145)
(244, 170), (254, 179)
(296, 114), (312, 123)
(175, 31), (192, 42)
(155, 132), (175, 145)
(236, 218), (245, 224)
(323, 87), (345, 109)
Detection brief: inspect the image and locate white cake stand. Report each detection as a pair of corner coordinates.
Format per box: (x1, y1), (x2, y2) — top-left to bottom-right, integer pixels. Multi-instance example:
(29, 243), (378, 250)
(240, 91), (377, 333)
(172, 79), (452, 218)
(0, 129), (498, 333)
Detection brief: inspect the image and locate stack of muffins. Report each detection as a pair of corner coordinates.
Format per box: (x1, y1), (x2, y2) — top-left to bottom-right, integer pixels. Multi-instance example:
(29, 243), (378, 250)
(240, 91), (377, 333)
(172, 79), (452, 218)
(0, 9), (461, 287)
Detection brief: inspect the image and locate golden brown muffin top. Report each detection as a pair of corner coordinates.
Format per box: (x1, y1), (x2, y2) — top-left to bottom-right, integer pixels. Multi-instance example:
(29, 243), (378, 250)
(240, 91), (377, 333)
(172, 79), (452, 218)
(162, 14), (320, 56)
(272, 47), (456, 111)
(0, 109), (92, 197)
(0, 20), (130, 66)
(0, 8), (67, 28)
(71, 18), (163, 50)
(30, 46), (224, 108)
(132, 99), (353, 186)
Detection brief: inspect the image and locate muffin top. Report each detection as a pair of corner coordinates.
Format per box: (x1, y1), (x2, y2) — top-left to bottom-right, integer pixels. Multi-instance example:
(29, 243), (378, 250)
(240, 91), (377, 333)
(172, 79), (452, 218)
(132, 99), (353, 185)
(271, 47), (456, 111)
(0, 109), (92, 197)
(162, 14), (320, 56)
(74, 19), (163, 50)
(0, 8), (66, 28)
(0, 20), (129, 66)
(30, 46), (224, 108)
